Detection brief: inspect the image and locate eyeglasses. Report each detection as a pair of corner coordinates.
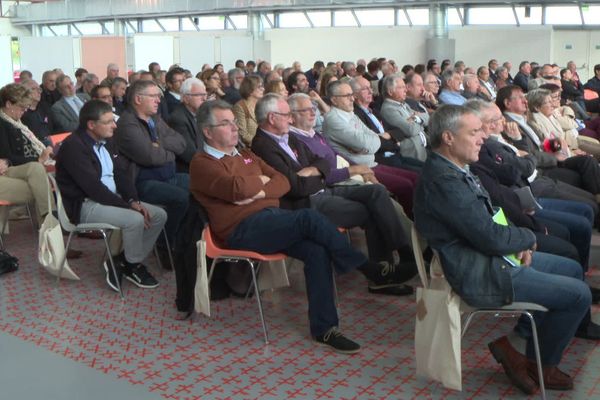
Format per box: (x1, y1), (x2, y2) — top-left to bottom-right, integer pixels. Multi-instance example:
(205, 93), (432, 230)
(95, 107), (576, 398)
(95, 118), (115, 125)
(209, 119), (239, 128)
(425, 81), (440, 85)
(139, 93), (162, 99)
(271, 111), (292, 118)
(332, 93), (354, 98)
(292, 106), (317, 114)
(357, 86), (372, 92)
(186, 92), (208, 98)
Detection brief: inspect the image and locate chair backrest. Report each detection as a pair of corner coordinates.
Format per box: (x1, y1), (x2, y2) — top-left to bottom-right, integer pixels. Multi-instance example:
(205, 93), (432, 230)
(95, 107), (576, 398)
(49, 132), (71, 148)
(411, 226), (430, 289)
(47, 174), (77, 232)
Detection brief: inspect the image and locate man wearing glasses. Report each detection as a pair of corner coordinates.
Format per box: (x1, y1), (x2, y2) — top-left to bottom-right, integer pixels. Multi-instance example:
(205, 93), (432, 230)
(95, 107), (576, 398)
(190, 99), (411, 354)
(115, 80), (187, 264)
(167, 78), (208, 172)
(56, 100), (166, 291)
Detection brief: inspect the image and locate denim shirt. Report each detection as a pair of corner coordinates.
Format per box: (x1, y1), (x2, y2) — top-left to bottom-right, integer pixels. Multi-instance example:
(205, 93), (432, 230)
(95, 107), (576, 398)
(414, 152), (536, 307)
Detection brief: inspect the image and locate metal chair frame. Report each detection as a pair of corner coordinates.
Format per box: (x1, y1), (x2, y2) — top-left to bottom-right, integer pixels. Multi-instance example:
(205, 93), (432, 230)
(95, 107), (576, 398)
(411, 226), (547, 399)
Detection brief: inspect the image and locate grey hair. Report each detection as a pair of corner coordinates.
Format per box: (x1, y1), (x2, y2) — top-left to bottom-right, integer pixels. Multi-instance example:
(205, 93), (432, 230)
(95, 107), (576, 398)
(348, 77), (361, 93)
(495, 66), (507, 75)
(326, 80), (348, 98)
(428, 104), (475, 149)
(196, 99), (232, 135)
(526, 88), (551, 113)
(181, 77), (205, 95)
(288, 92), (311, 111)
(83, 73), (98, 84)
(126, 79), (158, 105)
(463, 73), (478, 87)
(341, 61), (355, 72)
(255, 93), (284, 124)
(464, 98), (494, 118)
(107, 63), (119, 71)
(441, 69), (457, 87)
(227, 68), (244, 85)
(381, 74), (402, 98)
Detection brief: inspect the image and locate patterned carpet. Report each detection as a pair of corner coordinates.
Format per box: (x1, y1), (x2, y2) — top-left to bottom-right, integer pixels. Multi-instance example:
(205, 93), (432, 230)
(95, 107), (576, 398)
(2, 219), (600, 399)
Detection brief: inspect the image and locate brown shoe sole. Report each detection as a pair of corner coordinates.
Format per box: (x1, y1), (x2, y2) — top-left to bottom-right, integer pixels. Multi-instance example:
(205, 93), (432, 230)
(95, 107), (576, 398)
(488, 341), (539, 395)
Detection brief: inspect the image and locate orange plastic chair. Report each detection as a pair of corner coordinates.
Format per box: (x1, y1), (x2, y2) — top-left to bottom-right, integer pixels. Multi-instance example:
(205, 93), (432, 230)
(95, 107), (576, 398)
(49, 132), (71, 148)
(202, 225), (286, 344)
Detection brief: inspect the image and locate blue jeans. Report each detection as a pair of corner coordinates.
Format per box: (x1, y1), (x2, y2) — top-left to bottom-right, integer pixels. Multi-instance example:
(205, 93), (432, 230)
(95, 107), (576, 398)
(136, 173), (189, 246)
(537, 198), (593, 270)
(227, 208), (368, 337)
(511, 252), (590, 365)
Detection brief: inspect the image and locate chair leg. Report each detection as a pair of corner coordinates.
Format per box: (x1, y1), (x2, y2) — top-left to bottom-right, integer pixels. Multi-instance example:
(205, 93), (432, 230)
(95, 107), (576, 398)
(522, 311), (546, 400)
(153, 246), (163, 270)
(245, 261), (263, 300)
(250, 261), (269, 344)
(461, 312), (476, 338)
(56, 231), (74, 285)
(162, 228), (175, 270)
(100, 230), (124, 299)
(26, 203), (36, 232)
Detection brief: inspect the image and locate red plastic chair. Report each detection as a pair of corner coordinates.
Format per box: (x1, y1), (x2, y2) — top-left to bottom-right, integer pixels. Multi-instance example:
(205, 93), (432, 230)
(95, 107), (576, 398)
(49, 132), (71, 148)
(202, 225), (286, 344)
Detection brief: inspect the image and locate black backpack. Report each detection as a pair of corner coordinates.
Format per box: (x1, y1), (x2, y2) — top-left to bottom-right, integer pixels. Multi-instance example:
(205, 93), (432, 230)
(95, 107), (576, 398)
(0, 250), (18, 276)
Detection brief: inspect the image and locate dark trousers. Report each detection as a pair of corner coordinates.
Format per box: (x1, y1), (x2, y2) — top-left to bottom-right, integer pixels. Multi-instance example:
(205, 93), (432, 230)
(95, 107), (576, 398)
(372, 164), (418, 216)
(227, 208), (368, 337)
(137, 172), (190, 247)
(545, 155), (600, 194)
(309, 184), (407, 262)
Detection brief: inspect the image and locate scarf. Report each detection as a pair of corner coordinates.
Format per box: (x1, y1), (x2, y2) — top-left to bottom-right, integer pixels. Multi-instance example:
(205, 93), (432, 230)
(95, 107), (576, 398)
(0, 109), (54, 165)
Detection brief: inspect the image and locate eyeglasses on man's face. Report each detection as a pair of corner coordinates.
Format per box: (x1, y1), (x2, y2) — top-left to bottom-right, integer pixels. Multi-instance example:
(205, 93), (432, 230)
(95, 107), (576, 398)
(209, 119), (239, 128)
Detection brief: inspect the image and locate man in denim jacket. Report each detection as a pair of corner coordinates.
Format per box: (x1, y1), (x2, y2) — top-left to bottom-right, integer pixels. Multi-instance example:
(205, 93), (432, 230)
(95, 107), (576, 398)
(414, 104), (590, 395)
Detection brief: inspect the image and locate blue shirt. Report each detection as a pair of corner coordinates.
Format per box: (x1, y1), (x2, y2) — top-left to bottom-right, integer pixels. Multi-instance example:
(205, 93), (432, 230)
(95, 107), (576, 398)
(261, 130), (299, 163)
(84, 133), (116, 193)
(438, 90), (467, 105)
(204, 144), (240, 160)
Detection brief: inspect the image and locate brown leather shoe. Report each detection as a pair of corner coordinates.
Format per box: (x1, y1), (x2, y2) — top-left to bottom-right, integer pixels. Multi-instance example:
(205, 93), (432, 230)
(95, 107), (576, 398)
(66, 249), (83, 259)
(526, 361), (574, 391)
(488, 336), (539, 395)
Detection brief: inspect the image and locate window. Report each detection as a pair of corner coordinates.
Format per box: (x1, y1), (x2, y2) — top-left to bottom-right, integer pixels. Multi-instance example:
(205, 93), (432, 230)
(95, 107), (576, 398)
(198, 16), (225, 30)
(103, 21), (115, 35)
(396, 10), (409, 26)
(333, 10), (358, 27)
(306, 11), (331, 27)
(73, 22), (102, 35)
(355, 9), (394, 26)
(261, 13), (274, 28)
(514, 6), (542, 25)
(279, 12), (310, 28)
(582, 6), (600, 25)
(406, 8), (429, 26)
(468, 7), (515, 25)
(157, 17), (180, 32)
(228, 14), (248, 30)
(448, 7), (463, 26)
(141, 19), (163, 33)
(545, 6), (582, 25)
(181, 17), (198, 31)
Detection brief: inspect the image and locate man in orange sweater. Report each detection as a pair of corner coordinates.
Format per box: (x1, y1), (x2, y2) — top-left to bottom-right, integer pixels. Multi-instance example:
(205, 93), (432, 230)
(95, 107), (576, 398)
(190, 100), (407, 354)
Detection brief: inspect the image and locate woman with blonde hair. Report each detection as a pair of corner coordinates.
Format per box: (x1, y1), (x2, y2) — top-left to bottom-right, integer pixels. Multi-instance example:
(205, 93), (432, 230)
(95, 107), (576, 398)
(264, 79), (288, 98)
(232, 75), (265, 146)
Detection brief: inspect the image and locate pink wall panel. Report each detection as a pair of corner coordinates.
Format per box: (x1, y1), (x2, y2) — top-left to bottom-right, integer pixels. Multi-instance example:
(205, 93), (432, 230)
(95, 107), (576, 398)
(80, 37), (127, 81)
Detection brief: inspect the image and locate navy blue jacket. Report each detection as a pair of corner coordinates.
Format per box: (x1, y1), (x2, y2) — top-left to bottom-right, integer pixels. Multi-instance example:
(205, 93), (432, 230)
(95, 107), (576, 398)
(414, 152), (536, 307)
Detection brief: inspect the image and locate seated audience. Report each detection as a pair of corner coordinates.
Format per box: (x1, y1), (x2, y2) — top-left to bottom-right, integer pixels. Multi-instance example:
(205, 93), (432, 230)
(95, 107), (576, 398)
(163, 67), (185, 115)
(232, 75), (264, 147)
(322, 81), (418, 214)
(40, 70), (61, 108)
(21, 79), (53, 145)
(77, 73), (99, 97)
(438, 70), (466, 105)
(56, 100), (166, 291)
(110, 77), (128, 115)
(50, 74), (89, 133)
(414, 104), (591, 395)
(222, 68), (244, 105)
(513, 61), (531, 92)
(379, 75), (428, 161)
(167, 78), (207, 172)
(405, 72), (437, 114)
(100, 63), (120, 88)
(0, 83), (53, 225)
(252, 93), (416, 295)
(199, 69), (225, 101)
(264, 79), (288, 98)
(189, 99), (409, 353)
(115, 80), (188, 256)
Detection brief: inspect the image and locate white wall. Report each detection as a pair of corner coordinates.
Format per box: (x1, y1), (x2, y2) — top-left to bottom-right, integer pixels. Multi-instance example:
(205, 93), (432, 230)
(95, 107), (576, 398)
(0, 36), (13, 85)
(20, 37), (77, 82)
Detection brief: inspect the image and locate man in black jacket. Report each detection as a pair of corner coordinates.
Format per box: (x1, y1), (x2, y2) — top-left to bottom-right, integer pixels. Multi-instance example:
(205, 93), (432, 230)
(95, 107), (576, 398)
(55, 100), (166, 291)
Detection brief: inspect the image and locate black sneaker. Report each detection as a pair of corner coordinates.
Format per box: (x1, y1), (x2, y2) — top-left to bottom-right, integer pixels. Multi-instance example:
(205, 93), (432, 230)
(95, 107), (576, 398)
(368, 283), (414, 296)
(314, 328), (361, 354)
(103, 260), (123, 293)
(359, 260), (417, 286)
(123, 264), (159, 289)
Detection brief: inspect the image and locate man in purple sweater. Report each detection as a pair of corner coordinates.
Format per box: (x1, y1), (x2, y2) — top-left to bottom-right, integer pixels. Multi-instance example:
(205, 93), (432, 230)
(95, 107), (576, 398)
(251, 93), (417, 295)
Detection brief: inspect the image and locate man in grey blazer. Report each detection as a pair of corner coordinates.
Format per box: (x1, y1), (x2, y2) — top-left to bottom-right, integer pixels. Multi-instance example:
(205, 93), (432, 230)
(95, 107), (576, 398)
(378, 74), (428, 162)
(50, 74), (90, 133)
